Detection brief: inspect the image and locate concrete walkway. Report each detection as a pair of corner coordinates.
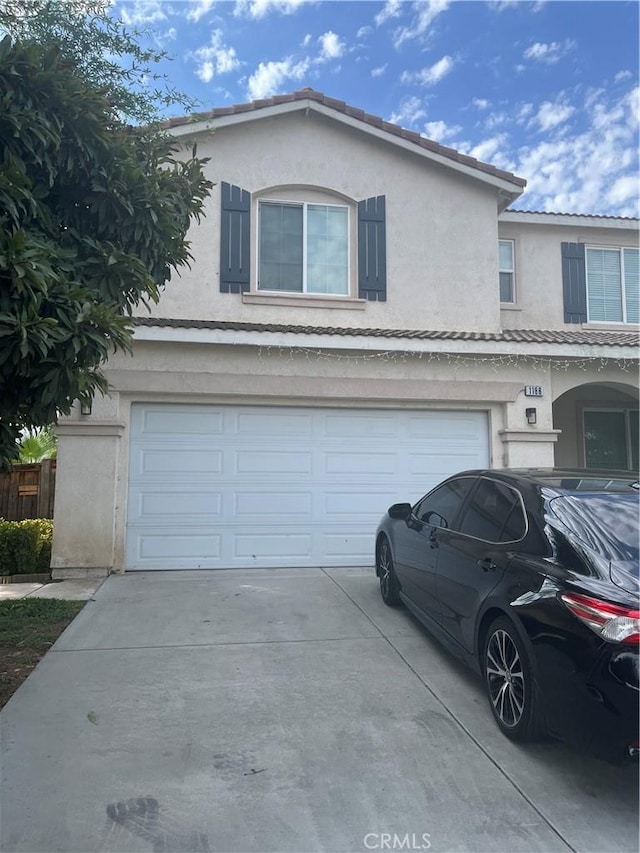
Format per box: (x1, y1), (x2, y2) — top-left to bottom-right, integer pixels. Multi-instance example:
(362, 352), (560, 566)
(0, 577), (104, 600)
(1, 568), (638, 853)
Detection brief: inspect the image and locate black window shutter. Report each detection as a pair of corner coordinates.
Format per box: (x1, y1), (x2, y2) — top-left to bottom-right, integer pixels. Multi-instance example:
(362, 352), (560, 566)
(220, 182), (250, 293)
(358, 195), (386, 301)
(561, 242), (587, 323)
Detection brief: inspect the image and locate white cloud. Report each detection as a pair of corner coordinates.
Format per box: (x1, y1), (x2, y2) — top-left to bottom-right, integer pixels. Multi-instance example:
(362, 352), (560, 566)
(424, 120), (461, 141)
(119, 0), (167, 25)
(516, 102), (534, 123)
(246, 57), (310, 99)
(196, 62), (214, 84)
(468, 134), (509, 165)
(484, 111), (508, 131)
(607, 175), (640, 207)
(489, 1), (517, 9)
(375, 0), (403, 26)
(389, 96), (426, 127)
(193, 30), (241, 83)
(393, 0), (450, 48)
(318, 31), (345, 62)
(234, 0), (311, 18)
(371, 64), (387, 78)
(301, 33), (312, 47)
(472, 97), (490, 110)
(401, 55), (454, 86)
(357, 25), (372, 38)
(533, 100), (575, 132)
(615, 70), (633, 83)
(186, 0), (215, 22)
(154, 26), (177, 47)
(490, 0), (545, 11)
(513, 86), (640, 216)
(523, 39), (575, 64)
(453, 86), (638, 215)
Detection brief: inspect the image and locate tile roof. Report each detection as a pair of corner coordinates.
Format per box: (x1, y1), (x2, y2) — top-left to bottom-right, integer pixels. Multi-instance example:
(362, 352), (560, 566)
(163, 88), (526, 189)
(133, 317), (639, 349)
(505, 209), (640, 222)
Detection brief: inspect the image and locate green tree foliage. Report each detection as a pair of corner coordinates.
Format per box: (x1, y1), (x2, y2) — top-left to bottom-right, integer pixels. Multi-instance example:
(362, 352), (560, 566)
(0, 36), (213, 469)
(17, 426), (57, 463)
(0, 0), (196, 124)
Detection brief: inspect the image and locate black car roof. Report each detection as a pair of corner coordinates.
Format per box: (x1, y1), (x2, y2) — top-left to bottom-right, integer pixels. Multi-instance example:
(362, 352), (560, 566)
(454, 468), (639, 496)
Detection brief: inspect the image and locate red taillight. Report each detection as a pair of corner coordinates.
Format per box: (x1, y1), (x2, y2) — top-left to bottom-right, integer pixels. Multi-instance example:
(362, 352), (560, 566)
(560, 593), (640, 644)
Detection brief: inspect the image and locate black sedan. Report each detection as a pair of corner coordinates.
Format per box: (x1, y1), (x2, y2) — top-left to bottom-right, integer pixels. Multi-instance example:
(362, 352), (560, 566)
(375, 468), (639, 763)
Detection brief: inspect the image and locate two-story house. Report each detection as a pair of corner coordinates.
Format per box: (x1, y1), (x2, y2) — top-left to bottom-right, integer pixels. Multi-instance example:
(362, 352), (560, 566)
(51, 89), (639, 577)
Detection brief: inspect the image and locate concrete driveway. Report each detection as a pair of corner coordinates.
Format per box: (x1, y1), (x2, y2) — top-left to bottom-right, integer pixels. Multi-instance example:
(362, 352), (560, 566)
(1, 568), (638, 853)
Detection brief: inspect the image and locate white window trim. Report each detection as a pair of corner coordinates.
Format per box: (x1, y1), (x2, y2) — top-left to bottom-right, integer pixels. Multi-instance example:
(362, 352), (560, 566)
(498, 238), (516, 304)
(257, 197), (351, 297)
(582, 407), (636, 471)
(585, 245), (638, 325)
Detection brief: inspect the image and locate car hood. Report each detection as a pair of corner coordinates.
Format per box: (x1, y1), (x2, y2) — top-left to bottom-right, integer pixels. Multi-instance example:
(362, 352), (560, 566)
(610, 560), (640, 595)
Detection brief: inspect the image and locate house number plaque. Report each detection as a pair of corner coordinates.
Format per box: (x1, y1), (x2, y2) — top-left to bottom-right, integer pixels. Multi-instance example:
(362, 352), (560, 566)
(524, 386), (543, 397)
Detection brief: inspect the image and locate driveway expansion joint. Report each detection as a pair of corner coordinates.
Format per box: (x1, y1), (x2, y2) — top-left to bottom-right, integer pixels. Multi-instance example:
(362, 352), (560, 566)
(50, 634), (387, 653)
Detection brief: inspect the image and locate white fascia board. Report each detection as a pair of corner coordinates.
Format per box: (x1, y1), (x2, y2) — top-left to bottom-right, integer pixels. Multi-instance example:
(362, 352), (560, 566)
(499, 211), (640, 231)
(132, 324), (638, 361)
(168, 99), (524, 201)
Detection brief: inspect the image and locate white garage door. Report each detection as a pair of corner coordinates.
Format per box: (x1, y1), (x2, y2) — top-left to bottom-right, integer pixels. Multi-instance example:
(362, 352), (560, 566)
(126, 404), (489, 570)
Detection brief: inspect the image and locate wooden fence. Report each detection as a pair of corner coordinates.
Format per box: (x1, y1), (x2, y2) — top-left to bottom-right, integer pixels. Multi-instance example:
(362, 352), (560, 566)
(0, 460), (56, 521)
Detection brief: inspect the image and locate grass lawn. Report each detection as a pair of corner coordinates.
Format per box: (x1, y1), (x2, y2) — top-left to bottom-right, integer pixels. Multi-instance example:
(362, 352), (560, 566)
(0, 599), (85, 709)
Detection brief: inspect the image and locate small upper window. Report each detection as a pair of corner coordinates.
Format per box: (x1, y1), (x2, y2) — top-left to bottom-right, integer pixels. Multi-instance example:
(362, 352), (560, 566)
(498, 239), (515, 303)
(586, 247), (639, 324)
(258, 201), (349, 295)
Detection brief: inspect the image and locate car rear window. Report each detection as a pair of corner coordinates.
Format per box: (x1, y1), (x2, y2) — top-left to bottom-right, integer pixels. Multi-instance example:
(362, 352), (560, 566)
(549, 493), (639, 568)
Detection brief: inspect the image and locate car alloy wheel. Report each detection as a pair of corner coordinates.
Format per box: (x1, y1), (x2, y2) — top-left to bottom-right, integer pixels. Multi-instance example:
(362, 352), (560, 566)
(483, 617), (541, 742)
(486, 629), (525, 727)
(377, 538), (401, 606)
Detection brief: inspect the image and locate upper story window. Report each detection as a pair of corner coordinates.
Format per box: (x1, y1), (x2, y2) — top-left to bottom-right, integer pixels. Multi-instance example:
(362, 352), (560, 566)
(586, 246), (639, 324)
(258, 201), (349, 295)
(498, 239), (515, 303)
(219, 182), (386, 302)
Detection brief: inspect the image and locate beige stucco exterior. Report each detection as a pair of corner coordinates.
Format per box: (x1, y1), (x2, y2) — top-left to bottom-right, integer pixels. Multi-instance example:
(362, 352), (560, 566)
(51, 339), (637, 576)
(50, 96), (639, 577)
(499, 211), (640, 330)
(154, 110), (505, 333)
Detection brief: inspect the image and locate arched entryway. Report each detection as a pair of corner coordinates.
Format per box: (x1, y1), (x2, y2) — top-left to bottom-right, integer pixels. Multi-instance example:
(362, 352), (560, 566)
(553, 381), (639, 470)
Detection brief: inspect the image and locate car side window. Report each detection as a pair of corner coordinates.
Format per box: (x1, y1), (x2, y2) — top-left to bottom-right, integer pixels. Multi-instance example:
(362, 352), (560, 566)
(413, 477), (475, 530)
(458, 479), (526, 543)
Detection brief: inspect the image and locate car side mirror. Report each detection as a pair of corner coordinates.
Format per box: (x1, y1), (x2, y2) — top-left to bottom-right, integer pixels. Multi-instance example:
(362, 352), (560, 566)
(388, 502), (412, 520)
(423, 511), (448, 529)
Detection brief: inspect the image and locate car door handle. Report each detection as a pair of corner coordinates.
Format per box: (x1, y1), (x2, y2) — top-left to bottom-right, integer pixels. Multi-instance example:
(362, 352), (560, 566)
(478, 557), (497, 572)
(429, 531), (439, 549)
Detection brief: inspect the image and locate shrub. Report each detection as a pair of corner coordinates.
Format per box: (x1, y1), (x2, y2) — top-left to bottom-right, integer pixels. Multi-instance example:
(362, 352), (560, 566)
(0, 519), (53, 575)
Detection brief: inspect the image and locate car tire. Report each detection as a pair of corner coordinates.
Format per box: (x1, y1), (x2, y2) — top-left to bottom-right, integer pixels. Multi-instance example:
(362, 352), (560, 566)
(377, 537), (401, 607)
(483, 617), (542, 742)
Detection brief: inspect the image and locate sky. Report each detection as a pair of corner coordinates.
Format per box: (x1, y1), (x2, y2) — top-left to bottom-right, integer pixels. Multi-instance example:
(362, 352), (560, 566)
(112, 0), (639, 217)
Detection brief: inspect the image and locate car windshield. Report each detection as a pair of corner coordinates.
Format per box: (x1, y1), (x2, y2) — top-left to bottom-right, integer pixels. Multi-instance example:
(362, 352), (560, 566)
(549, 493), (639, 572)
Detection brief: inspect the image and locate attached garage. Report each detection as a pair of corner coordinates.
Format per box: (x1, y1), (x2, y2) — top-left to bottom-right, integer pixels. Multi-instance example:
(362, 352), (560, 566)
(125, 403), (489, 570)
